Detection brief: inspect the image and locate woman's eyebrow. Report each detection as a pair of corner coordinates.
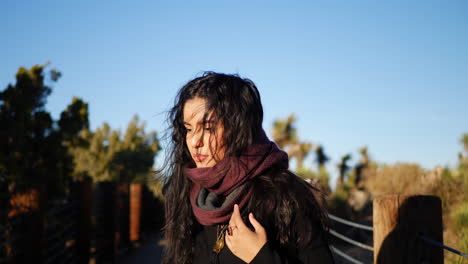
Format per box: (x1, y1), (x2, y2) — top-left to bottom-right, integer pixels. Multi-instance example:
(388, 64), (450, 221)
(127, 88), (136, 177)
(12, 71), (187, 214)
(183, 120), (215, 126)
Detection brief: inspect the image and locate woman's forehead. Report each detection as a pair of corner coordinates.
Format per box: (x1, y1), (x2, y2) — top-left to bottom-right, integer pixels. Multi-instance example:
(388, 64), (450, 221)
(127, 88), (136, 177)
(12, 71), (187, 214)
(183, 97), (214, 124)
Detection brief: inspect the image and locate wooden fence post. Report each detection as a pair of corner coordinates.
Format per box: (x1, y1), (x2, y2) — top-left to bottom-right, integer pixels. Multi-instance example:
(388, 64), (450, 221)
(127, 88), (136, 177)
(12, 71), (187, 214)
(373, 194), (443, 264)
(94, 182), (116, 264)
(8, 184), (45, 264)
(0, 179), (9, 263)
(130, 183), (142, 244)
(115, 183), (129, 252)
(74, 177), (92, 264)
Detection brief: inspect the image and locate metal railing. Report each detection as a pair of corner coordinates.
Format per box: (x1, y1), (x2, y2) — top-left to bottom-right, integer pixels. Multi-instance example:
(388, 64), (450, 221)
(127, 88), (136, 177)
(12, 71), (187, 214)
(328, 213), (373, 263)
(328, 213), (468, 263)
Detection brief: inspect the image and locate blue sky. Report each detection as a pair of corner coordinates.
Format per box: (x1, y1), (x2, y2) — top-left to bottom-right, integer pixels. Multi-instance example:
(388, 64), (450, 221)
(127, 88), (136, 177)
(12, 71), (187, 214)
(1, 1), (467, 184)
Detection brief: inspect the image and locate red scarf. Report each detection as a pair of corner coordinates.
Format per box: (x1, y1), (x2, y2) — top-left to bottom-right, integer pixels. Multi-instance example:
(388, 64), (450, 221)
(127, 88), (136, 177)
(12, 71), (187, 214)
(184, 130), (288, 226)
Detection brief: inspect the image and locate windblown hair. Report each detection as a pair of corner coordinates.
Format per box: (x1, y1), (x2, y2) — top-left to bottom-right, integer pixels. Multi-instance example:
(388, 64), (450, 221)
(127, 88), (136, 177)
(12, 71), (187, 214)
(161, 72), (329, 264)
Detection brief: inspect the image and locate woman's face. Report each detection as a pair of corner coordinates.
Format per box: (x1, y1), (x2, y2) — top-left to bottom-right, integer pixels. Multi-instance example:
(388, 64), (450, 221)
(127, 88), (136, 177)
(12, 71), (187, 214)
(183, 97), (225, 168)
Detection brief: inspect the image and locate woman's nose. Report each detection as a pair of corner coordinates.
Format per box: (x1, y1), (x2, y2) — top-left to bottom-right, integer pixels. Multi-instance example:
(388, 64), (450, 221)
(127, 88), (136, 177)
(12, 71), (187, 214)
(190, 131), (204, 148)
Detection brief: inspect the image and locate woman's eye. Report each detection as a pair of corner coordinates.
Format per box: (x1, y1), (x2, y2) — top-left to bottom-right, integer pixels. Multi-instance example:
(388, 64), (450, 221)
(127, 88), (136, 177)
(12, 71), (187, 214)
(204, 127), (215, 132)
(185, 128), (192, 133)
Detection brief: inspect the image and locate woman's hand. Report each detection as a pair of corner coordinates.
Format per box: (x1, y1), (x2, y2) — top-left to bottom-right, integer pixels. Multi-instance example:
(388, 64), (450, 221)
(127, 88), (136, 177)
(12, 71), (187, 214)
(225, 204), (267, 263)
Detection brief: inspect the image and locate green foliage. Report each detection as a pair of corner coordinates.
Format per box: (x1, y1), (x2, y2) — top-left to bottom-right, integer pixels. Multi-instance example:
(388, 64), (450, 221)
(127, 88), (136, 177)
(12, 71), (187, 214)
(318, 166), (330, 192)
(447, 202), (468, 264)
(112, 115), (160, 183)
(296, 166), (317, 180)
(315, 145), (329, 169)
(452, 202), (468, 232)
(271, 113), (331, 191)
(272, 114), (313, 169)
(59, 97), (89, 143)
(70, 115), (160, 183)
(272, 114), (298, 149)
(289, 142), (313, 169)
(365, 162), (428, 195)
(0, 64), (88, 198)
(461, 134), (468, 153)
(337, 154), (352, 186)
(1, 65), (53, 183)
(328, 188), (349, 215)
(0, 63), (160, 198)
(427, 168), (465, 223)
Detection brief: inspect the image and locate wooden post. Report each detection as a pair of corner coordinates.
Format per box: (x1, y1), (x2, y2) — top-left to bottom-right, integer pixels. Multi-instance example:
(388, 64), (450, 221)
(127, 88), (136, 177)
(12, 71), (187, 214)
(115, 183), (129, 252)
(74, 177), (92, 264)
(94, 182), (116, 264)
(129, 183), (142, 243)
(373, 194), (443, 264)
(8, 184), (45, 264)
(0, 180), (9, 263)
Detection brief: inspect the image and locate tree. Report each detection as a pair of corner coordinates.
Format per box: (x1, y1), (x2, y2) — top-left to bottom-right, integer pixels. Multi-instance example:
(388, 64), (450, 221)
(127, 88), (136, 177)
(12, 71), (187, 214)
(0, 65), (55, 184)
(462, 134), (468, 153)
(354, 146), (370, 187)
(272, 114), (314, 170)
(336, 154), (352, 188)
(288, 142), (313, 170)
(315, 145), (329, 169)
(59, 97), (89, 144)
(459, 134), (468, 166)
(0, 64), (88, 197)
(111, 115), (160, 183)
(70, 115), (160, 183)
(272, 114), (298, 149)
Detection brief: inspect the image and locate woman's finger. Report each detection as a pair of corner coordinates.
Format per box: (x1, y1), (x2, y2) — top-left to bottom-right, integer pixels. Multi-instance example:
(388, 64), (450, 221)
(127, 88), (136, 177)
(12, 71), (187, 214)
(231, 204), (247, 230)
(225, 234), (233, 247)
(248, 212), (265, 234)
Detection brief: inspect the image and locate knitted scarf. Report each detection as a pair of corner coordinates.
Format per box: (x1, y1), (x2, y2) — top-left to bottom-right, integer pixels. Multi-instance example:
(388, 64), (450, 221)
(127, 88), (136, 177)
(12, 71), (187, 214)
(184, 130), (288, 226)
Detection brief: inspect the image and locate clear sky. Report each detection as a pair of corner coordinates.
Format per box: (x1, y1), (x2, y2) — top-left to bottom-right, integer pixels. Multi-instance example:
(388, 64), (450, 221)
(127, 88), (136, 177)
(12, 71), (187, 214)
(1, 0), (467, 184)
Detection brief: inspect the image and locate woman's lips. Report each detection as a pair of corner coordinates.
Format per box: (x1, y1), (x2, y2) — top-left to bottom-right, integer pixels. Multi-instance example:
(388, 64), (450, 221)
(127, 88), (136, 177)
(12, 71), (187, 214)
(194, 154), (208, 162)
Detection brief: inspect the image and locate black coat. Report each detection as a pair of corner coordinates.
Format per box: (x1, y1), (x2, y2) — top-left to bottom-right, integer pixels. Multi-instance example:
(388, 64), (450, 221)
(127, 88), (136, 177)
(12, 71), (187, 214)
(192, 169), (336, 264)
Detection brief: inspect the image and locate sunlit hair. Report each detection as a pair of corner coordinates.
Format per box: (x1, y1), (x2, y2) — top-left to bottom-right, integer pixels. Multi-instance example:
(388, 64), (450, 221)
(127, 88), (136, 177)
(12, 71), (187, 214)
(176, 71), (263, 160)
(160, 72), (329, 264)
(161, 72), (264, 264)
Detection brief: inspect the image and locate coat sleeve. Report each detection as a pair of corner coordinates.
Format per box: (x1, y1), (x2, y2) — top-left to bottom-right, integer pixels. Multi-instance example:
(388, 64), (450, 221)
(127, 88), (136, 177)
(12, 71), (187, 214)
(248, 204), (335, 264)
(249, 238), (335, 264)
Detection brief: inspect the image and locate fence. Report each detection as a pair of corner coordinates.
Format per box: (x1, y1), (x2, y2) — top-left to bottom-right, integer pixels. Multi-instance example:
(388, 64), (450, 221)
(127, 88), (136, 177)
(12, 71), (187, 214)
(329, 194), (467, 264)
(0, 179), (164, 264)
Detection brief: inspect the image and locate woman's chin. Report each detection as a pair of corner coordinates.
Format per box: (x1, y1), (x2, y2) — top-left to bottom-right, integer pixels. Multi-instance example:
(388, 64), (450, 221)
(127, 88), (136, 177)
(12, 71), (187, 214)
(195, 160), (217, 168)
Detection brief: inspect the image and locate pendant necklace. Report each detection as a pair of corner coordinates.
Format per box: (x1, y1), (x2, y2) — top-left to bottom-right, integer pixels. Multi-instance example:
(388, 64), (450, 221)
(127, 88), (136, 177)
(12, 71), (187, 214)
(210, 224), (228, 264)
(213, 224), (228, 253)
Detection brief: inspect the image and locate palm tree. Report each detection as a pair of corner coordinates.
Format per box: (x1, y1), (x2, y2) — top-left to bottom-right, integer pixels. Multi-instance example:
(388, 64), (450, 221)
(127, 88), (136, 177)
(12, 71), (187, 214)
(272, 114), (298, 149)
(355, 146), (369, 187)
(289, 142), (313, 170)
(359, 146), (369, 166)
(315, 145), (329, 170)
(458, 134), (468, 169)
(337, 154), (352, 188)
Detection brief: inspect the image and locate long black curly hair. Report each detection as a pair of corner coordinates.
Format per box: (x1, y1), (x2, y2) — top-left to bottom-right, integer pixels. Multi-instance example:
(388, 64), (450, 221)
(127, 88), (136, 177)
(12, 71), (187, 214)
(161, 72), (329, 264)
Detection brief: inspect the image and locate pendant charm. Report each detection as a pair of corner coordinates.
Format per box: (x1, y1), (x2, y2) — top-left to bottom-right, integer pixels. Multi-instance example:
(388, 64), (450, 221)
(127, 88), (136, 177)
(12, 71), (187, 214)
(213, 234), (225, 253)
(212, 224), (227, 253)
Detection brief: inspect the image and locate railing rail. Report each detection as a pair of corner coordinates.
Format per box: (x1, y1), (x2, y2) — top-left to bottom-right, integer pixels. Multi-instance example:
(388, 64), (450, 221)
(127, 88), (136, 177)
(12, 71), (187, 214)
(329, 229), (374, 252)
(418, 234), (468, 258)
(330, 246), (365, 264)
(328, 214), (373, 232)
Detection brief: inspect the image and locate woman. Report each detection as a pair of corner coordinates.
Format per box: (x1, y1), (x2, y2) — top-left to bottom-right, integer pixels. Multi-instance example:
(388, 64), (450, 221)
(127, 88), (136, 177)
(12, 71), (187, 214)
(162, 72), (335, 264)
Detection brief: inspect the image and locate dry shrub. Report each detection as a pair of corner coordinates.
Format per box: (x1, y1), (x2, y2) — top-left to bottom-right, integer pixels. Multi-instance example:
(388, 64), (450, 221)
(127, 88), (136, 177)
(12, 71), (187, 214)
(364, 162), (467, 263)
(364, 163), (435, 196)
